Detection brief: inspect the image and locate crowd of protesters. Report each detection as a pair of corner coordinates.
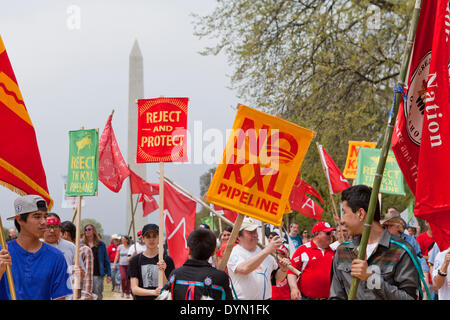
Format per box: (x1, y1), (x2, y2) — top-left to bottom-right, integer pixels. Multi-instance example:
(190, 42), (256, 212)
(1, 185), (449, 300)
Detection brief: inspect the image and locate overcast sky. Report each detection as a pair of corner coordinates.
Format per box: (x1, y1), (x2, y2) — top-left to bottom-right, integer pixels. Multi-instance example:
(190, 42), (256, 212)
(0, 0), (240, 235)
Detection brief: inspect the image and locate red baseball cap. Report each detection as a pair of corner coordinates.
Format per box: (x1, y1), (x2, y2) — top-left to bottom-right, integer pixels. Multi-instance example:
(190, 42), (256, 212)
(276, 245), (289, 256)
(312, 221), (335, 234)
(137, 230), (142, 236)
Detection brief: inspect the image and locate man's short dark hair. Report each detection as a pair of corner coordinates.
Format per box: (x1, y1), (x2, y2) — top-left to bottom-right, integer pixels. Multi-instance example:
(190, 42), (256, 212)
(268, 231), (278, 238)
(47, 212), (61, 220)
(61, 221), (76, 241)
(341, 185), (381, 222)
(187, 228), (217, 261)
(14, 213), (30, 233)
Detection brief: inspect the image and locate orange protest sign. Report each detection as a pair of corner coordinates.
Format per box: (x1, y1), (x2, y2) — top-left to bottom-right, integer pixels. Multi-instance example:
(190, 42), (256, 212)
(342, 141), (377, 179)
(206, 105), (315, 226)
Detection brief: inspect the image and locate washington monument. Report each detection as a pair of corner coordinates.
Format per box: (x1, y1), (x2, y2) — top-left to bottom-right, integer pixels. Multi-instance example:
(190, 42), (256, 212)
(126, 39), (147, 234)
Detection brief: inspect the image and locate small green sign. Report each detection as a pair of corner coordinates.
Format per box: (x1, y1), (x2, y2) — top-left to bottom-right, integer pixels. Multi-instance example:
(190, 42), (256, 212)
(355, 147), (405, 195)
(201, 216), (216, 231)
(65, 129), (99, 196)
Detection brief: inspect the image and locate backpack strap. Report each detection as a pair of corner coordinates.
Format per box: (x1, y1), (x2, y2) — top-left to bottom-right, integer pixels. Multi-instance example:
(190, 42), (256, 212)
(390, 239), (432, 300)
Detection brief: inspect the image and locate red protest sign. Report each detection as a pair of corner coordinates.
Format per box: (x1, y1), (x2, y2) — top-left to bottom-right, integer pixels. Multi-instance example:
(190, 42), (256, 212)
(137, 97), (188, 163)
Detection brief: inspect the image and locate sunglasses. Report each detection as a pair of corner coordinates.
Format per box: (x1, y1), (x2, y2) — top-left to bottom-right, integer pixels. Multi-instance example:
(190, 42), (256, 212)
(85, 227), (93, 231)
(46, 225), (60, 231)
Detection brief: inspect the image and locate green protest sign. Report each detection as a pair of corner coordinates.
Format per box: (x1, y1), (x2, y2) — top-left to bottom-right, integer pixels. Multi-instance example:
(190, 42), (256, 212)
(65, 129), (99, 196)
(355, 147), (405, 195)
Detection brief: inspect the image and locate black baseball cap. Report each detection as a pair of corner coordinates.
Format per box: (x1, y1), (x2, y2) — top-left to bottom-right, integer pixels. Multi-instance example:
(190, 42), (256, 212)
(142, 223), (159, 236)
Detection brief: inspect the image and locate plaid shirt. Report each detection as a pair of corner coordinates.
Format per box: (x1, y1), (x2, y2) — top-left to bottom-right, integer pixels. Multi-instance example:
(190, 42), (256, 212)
(79, 244), (96, 300)
(329, 229), (419, 300)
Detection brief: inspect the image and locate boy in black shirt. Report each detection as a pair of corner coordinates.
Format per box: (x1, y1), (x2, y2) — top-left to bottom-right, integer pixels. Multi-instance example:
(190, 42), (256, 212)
(128, 224), (174, 300)
(159, 227), (233, 300)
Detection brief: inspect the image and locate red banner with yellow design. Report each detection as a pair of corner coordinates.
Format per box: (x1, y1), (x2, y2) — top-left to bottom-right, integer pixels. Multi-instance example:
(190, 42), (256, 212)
(206, 105), (315, 226)
(0, 35), (52, 208)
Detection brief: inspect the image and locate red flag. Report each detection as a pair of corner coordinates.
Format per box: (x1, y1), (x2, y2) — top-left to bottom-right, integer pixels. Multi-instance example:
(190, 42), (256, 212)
(289, 177), (323, 220)
(129, 169), (159, 196)
(302, 180), (324, 204)
(213, 204), (238, 223)
(0, 35), (53, 208)
(98, 113), (130, 192)
(163, 181), (196, 268)
(317, 144), (350, 194)
(138, 194), (159, 217)
(392, 0), (450, 250)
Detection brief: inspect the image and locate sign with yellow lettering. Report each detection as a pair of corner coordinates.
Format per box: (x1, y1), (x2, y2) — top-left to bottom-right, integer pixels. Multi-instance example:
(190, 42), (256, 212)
(355, 147), (405, 195)
(137, 97), (188, 163)
(342, 141), (377, 179)
(206, 105), (315, 226)
(66, 129), (99, 196)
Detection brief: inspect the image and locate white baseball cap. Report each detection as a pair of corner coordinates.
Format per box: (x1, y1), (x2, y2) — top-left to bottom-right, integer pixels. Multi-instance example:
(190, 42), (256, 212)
(7, 195), (48, 220)
(239, 217), (260, 232)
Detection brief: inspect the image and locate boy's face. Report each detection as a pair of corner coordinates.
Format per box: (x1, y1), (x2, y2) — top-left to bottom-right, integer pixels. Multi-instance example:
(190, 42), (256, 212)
(143, 231), (158, 248)
(341, 201), (364, 237)
(17, 210), (48, 239)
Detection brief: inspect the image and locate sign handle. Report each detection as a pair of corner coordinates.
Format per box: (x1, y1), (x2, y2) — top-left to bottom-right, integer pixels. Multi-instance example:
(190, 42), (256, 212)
(218, 214), (244, 271)
(158, 162), (165, 288)
(73, 195), (83, 300)
(0, 216), (17, 300)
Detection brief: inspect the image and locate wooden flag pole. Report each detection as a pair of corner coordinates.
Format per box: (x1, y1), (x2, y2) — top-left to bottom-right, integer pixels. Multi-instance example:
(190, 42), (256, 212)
(316, 142), (340, 225)
(159, 172), (300, 276)
(0, 216), (17, 300)
(127, 196), (139, 237)
(348, 0), (422, 300)
(128, 165), (137, 254)
(72, 125), (85, 300)
(218, 213), (244, 271)
(71, 207), (77, 224)
(73, 195), (83, 300)
(158, 162), (165, 288)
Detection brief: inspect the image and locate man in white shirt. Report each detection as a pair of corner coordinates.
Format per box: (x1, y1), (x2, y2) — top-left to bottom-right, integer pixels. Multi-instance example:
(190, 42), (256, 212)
(227, 217), (290, 300)
(432, 247), (450, 300)
(43, 213), (85, 272)
(127, 230), (146, 263)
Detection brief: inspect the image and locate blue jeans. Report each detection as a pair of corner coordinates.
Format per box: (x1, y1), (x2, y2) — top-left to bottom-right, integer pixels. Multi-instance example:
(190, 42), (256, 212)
(93, 276), (104, 300)
(110, 263), (121, 290)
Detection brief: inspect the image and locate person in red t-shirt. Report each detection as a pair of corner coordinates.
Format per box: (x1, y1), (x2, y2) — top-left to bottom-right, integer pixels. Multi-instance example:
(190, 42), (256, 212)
(272, 245), (291, 300)
(416, 221), (434, 286)
(107, 234), (121, 292)
(417, 221), (434, 260)
(287, 221), (335, 300)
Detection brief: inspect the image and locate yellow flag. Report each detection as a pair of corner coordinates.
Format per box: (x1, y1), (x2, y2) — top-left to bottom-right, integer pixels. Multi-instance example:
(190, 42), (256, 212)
(206, 105), (315, 226)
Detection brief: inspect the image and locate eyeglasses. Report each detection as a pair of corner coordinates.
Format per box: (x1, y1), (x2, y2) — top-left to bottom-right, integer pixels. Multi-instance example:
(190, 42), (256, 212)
(85, 227), (93, 231)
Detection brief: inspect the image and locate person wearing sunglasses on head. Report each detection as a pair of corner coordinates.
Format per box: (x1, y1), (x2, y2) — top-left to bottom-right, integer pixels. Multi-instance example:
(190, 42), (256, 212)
(287, 221), (336, 300)
(0, 195), (72, 300)
(81, 224), (111, 300)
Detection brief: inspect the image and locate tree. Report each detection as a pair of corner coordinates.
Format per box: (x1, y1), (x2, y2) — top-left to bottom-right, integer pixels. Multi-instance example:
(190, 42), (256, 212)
(194, 0), (415, 223)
